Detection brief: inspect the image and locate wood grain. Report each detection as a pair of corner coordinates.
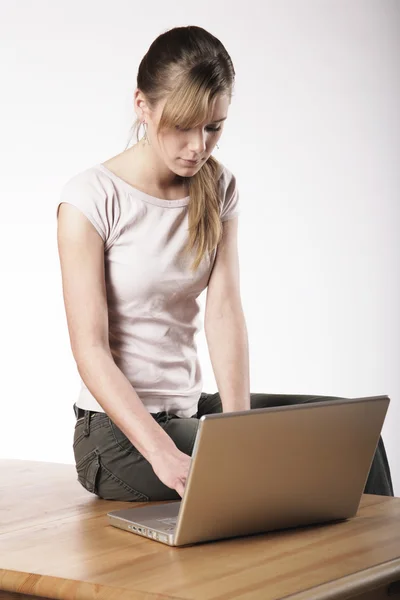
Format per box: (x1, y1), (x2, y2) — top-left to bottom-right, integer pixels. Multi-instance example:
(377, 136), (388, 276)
(1, 459), (399, 599)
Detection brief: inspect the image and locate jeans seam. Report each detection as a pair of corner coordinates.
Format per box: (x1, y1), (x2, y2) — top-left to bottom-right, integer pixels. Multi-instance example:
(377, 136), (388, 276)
(99, 461), (150, 501)
(108, 420), (142, 455)
(73, 419), (110, 448)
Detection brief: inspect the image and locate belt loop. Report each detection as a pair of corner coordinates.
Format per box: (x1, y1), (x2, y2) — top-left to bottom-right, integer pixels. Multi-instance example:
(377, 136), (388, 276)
(83, 410), (91, 437)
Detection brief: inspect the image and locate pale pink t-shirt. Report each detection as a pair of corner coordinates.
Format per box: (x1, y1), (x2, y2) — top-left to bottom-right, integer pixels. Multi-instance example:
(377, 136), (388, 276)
(56, 161), (240, 418)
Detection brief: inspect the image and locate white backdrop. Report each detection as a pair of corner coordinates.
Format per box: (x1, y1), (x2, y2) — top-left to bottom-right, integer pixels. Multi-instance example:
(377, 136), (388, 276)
(1, 0), (399, 495)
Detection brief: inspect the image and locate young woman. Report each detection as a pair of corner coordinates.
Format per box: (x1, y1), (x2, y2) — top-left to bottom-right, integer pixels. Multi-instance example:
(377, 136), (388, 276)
(56, 25), (394, 502)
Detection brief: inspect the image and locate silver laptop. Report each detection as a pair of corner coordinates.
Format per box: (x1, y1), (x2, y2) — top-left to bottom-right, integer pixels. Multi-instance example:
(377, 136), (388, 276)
(107, 395), (390, 547)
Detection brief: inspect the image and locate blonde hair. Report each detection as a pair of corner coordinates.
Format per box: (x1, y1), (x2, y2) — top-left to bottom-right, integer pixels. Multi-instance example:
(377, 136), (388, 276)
(123, 25), (236, 274)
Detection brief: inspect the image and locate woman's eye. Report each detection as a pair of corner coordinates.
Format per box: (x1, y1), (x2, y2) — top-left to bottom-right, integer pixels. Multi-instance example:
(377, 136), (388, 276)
(175, 126), (221, 133)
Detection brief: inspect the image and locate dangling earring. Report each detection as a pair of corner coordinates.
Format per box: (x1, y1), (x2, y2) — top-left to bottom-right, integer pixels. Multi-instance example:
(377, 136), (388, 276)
(141, 120), (149, 145)
(216, 143), (220, 149)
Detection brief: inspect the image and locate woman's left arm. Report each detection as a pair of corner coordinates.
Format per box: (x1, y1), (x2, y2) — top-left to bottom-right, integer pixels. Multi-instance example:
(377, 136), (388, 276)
(204, 217), (251, 412)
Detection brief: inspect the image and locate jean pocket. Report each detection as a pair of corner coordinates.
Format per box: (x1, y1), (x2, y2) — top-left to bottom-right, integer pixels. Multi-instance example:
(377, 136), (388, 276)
(75, 448), (100, 494)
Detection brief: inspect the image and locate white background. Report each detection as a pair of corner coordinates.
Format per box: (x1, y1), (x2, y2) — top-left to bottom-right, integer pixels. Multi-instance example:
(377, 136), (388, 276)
(1, 0), (398, 494)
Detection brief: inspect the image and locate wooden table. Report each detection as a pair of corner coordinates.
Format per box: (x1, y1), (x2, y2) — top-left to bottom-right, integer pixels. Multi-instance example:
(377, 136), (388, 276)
(0, 459), (399, 600)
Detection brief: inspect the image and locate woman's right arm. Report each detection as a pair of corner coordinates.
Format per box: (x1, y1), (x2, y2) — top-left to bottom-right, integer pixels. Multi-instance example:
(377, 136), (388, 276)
(56, 203), (191, 496)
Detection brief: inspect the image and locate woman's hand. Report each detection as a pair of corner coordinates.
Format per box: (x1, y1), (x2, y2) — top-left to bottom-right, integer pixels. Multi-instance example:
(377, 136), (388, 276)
(148, 446), (192, 498)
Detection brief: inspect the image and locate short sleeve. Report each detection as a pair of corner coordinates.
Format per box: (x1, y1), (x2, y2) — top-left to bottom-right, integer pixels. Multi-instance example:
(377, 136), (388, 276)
(56, 169), (120, 250)
(220, 166), (240, 222)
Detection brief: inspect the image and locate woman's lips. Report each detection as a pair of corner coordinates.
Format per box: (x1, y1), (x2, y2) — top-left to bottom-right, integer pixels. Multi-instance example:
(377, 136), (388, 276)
(181, 158), (200, 165)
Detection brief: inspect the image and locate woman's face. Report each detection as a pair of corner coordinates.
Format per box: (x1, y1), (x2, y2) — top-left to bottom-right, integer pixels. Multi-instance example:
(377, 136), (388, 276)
(142, 93), (230, 177)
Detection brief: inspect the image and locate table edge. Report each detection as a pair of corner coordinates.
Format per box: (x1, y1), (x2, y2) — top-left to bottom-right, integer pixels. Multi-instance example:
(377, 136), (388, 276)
(281, 556), (400, 600)
(0, 568), (185, 600)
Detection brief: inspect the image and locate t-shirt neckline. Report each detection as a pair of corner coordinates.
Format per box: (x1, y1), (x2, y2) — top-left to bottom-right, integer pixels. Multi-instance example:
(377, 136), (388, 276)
(96, 163), (190, 208)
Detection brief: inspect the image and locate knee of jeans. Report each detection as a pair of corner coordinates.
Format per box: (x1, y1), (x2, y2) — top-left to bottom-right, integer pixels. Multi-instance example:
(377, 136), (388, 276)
(302, 396), (348, 404)
(164, 417), (199, 456)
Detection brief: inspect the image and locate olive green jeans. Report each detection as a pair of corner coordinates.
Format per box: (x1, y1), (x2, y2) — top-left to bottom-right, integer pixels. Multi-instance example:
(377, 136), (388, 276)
(72, 392), (394, 502)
